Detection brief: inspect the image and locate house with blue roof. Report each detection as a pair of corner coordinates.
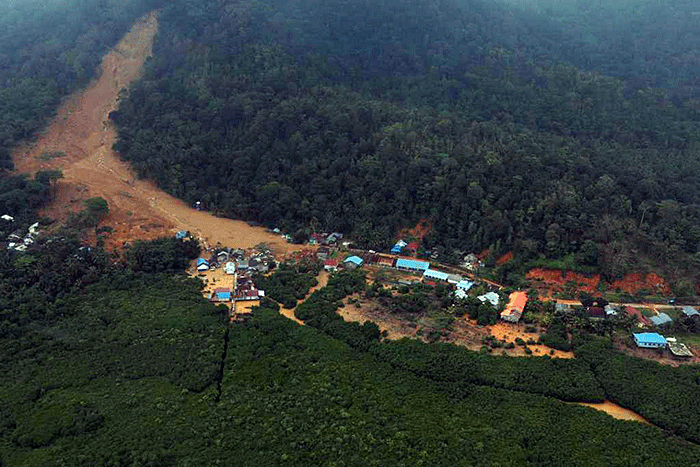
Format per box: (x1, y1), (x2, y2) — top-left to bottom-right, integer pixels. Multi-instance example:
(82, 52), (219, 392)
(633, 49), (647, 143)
(633, 332), (667, 349)
(650, 313), (673, 327)
(391, 240), (408, 254)
(395, 258), (430, 272)
(344, 256), (364, 269)
(196, 258), (209, 271)
(682, 306), (700, 318)
(456, 280), (474, 292)
(175, 230), (188, 239)
(423, 269), (449, 282)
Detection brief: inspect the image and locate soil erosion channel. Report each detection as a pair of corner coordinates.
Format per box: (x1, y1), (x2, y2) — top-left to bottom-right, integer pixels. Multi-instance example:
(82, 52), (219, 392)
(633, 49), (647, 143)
(12, 11), (298, 255)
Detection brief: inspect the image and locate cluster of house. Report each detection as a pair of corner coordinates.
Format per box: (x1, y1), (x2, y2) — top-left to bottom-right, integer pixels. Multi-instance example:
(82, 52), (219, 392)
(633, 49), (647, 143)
(633, 333), (693, 359)
(195, 247), (275, 275)
(3, 217), (40, 252)
(308, 231), (344, 246)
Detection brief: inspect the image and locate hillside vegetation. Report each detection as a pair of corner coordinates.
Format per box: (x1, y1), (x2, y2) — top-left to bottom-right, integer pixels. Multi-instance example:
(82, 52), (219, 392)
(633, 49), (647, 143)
(112, 0), (700, 287)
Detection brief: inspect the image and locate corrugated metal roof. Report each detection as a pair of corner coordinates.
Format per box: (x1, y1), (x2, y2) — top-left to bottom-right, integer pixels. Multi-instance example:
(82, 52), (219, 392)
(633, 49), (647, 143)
(634, 332), (667, 345)
(506, 291), (528, 312)
(650, 313), (673, 326)
(682, 306), (699, 317)
(344, 256), (363, 265)
(456, 280), (474, 291)
(478, 292), (500, 307)
(196, 258), (208, 266)
(423, 269), (449, 281)
(395, 258), (430, 271)
(216, 292), (231, 301)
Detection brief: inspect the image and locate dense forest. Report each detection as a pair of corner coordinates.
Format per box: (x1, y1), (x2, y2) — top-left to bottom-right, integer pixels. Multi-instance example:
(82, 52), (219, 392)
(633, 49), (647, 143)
(111, 0), (700, 287)
(4, 236), (700, 464)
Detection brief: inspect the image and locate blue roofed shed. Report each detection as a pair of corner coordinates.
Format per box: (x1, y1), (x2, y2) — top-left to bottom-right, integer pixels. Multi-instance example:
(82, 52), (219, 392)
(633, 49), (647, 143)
(633, 332), (667, 348)
(395, 258), (430, 272)
(344, 256), (364, 268)
(682, 306), (700, 318)
(456, 280), (474, 291)
(650, 313), (673, 326)
(423, 269), (449, 281)
(216, 291), (231, 301)
(175, 230), (188, 239)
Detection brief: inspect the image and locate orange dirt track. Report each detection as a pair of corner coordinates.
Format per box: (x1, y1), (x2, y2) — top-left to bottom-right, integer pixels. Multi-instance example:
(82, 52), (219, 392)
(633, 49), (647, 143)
(12, 12), (300, 256)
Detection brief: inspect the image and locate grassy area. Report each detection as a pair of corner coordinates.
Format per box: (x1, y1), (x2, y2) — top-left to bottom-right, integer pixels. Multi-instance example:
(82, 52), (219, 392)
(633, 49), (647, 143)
(640, 308), (655, 318)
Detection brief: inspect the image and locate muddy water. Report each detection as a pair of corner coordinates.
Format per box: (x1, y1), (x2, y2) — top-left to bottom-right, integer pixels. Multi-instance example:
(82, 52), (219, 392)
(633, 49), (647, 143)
(575, 400), (651, 424)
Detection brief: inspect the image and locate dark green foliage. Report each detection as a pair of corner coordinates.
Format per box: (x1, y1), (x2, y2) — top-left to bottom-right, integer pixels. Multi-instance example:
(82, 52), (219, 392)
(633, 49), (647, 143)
(465, 296), (499, 325)
(575, 334), (700, 443)
(124, 237), (200, 273)
(253, 262), (320, 308)
(111, 0), (700, 281)
(294, 270), (381, 350)
(541, 317), (572, 351)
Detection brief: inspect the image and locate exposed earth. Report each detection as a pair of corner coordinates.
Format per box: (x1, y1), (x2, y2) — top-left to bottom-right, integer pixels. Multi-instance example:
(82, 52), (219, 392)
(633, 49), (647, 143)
(12, 12), (300, 256)
(527, 268), (671, 296)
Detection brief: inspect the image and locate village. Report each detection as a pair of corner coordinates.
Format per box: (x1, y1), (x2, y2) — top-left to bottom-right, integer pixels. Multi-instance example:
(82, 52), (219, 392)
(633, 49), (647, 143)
(185, 229), (699, 364)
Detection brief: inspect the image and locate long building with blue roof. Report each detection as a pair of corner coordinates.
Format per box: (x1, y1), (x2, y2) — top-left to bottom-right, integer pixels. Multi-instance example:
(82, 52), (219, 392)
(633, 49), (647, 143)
(395, 258), (430, 272)
(423, 269), (449, 281)
(633, 332), (667, 348)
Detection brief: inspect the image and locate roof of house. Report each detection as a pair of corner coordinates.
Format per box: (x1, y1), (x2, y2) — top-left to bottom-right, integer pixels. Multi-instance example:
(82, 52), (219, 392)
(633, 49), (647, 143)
(447, 274), (463, 283)
(506, 291), (528, 312)
(423, 269), (449, 281)
(555, 303), (571, 312)
(682, 306), (700, 317)
(175, 230), (188, 239)
(454, 289), (468, 299)
(456, 280), (474, 291)
(395, 258), (430, 271)
(650, 313), (673, 326)
(634, 332), (667, 345)
(218, 291), (232, 299)
(407, 242), (420, 251)
(605, 304), (618, 315)
(478, 292), (500, 307)
(324, 259), (339, 266)
(196, 258), (209, 266)
(589, 307), (605, 318)
(214, 287), (231, 293)
(344, 256), (364, 265)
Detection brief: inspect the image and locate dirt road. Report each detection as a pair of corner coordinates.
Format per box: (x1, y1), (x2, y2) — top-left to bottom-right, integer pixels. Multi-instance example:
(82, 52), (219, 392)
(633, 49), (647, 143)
(12, 11), (300, 256)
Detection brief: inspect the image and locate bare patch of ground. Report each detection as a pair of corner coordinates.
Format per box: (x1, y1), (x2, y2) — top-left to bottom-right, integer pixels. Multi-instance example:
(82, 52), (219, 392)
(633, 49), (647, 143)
(12, 11), (300, 256)
(489, 322), (574, 358)
(527, 268), (671, 297)
(573, 401), (651, 424)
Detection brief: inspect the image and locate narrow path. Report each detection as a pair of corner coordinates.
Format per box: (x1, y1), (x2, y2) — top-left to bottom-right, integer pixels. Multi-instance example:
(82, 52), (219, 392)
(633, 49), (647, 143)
(278, 270), (330, 325)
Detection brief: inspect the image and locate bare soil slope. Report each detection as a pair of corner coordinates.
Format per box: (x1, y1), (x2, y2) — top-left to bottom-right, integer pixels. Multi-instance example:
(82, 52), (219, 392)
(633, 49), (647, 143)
(13, 12), (299, 255)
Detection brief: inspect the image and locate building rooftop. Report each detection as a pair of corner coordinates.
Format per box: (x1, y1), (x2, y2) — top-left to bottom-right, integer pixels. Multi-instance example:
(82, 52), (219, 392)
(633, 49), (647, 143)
(506, 291), (528, 313)
(395, 258), (430, 271)
(634, 332), (667, 345)
(456, 280), (474, 291)
(423, 269), (449, 281)
(344, 256), (364, 265)
(478, 292), (500, 307)
(650, 313), (673, 326)
(682, 306), (700, 317)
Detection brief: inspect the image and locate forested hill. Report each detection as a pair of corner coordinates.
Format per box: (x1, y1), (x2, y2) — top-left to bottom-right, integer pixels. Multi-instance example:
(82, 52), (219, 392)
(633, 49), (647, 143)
(112, 0), (700, 288)
(0, 0), (161, 170)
